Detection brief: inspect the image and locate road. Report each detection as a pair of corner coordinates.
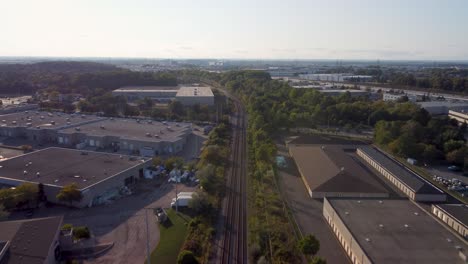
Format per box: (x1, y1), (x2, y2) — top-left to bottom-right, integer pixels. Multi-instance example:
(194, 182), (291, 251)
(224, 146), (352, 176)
(214, 88), (248, 264)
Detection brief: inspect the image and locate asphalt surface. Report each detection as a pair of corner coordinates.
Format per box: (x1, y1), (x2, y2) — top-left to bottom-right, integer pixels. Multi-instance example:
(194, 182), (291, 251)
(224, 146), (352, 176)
(276, 143), (350, 264)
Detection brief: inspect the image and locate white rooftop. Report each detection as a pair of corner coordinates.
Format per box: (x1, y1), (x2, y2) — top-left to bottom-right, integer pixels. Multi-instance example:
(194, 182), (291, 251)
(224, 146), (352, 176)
(176, 86), (214, 97)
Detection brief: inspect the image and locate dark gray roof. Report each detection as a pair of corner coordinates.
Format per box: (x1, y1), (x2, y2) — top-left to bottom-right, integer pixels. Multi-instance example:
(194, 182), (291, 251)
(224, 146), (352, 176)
(358, 146), (444, 195)
(435, 204), (468, 228)
(289, 145), (388, 195)
(327, 198), (468, 264)
(0, 147), (148, 189)
(0, 216), (63, 264)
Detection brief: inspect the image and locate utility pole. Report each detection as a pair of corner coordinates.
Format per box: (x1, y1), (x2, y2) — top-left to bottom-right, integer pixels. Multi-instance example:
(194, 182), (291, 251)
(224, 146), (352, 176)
(145, 209), (151, 264)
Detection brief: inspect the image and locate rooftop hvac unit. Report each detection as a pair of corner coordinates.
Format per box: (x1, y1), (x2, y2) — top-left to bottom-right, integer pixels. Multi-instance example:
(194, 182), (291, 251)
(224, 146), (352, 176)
(80, 151), (88, 155)
(146, 132), (151, 137)
(50, 121), (55, 125)
(75, 127), (81, 131)
(36, 126), (40, 129)
(1, 120), (5, 123)
(11, 121), (16, 124)
(36, 172), (40, 177)
(100, 125), (105, 129)
(26, 123), (32, 127)
(40, 116), (44, 119)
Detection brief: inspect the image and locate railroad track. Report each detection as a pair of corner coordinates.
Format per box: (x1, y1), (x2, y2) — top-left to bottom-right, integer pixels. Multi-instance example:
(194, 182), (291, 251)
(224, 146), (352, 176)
(220, 96), (247, 264)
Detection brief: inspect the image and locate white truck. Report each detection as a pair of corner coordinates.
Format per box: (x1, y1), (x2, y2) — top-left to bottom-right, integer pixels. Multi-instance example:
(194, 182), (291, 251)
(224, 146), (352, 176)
(170, 192), (194, 208)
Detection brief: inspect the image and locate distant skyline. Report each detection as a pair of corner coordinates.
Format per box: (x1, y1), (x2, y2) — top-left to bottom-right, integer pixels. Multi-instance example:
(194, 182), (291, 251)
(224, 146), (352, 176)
(2, 0), (468, 60)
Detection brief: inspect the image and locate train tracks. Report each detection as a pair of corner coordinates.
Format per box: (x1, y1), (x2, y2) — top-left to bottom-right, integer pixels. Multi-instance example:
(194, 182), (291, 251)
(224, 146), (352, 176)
(219, 95), (247, 264)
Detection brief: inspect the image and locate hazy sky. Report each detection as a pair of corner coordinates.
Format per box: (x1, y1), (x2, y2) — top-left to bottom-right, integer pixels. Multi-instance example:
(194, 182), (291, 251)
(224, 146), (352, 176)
(1, 0), (468, 60)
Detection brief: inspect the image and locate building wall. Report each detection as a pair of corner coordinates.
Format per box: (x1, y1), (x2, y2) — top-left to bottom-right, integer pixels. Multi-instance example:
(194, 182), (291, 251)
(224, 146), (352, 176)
(311, 191), (389, 199)
(175, 96), (214, 106)
(356, 148), (446, 202)
(432, 205), (468, 240)
(45, 218), (62, 264)
(323, 198), (372, 264)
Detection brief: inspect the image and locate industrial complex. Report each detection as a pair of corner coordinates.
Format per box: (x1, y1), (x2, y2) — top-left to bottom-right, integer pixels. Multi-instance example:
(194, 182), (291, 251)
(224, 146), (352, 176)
(323, 198), (468, 264)
(0, 147), (151, 207)
(0, 111), (193, 157)
(289, 145), (389, 198)
(112, 85), (215, 106)
(357, 146), (446, 202)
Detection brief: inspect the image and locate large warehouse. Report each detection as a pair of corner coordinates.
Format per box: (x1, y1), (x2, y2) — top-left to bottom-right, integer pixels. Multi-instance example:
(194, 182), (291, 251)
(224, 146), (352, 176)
(0, 111), (194, 157)
(112, 86), (179, 102)
(0, 111), (104, 143)
(357, 146), (446, 202)
(289, 145), (389, 198)
(323, 198), (468, 264)
(432, 204), (468, 240)
(111, 85), (215, 105)
(0, 147), (151, 207)
(175, 86), (215, 106)
(58, 118), (192, 156)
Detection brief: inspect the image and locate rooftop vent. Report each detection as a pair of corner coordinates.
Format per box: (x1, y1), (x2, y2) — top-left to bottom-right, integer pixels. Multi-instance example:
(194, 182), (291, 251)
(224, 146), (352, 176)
(50, 121), (55, 125)
(379, 200), (383, 204)
(36, 172), (40, 177)
(54, 179), (59, 183)
(345, 211), (350, 215)
(146, 133), (151, 137)
(110, 117), (114, 121)
(404, 224), (409, 228)
(357, 200), (361, 204)
(36, 126), (40, 129)
(414, 212), (419, 216)
(447, 238), (452, 243)
(1, 120), (5, 123)
(23, 170), (28, 175)
(40, 116), (44, 119)
(100, 125), (105, 129)
(365, 238), (371, 242)
(379, 224), (384, 228)
(80, 151), (88, 155)
(75, 127), (81, 131)
(74, 175), (81, 178)
(12, 121), (17, 124)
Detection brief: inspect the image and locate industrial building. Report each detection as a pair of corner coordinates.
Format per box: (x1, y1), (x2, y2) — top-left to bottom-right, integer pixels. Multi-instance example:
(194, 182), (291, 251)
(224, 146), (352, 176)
(0, 216), (63, 264)
(318, 89), (369, 98)
(111, 85), (215, 105)
(175, 86), (215, 106)
(323, 198), (468, 264)
(58, 118), (192, 156)
(417, 101), (468, 115)
(289, 145), (389, 198)
(432, 204), (468, 240)
(0, 147), (152, 207)
(357, 146), (446, 202)
(449, 110), (468, 124)
(0, 111), (193, 157)
(0, 111), (104, 143)
(111, 86), (179, 102)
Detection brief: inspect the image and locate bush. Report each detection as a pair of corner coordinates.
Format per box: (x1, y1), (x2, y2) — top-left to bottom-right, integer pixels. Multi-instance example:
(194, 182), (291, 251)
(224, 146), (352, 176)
(61, 223), (73, 231)
(177, 250), (198, 264)
(73, 226), (90, 240)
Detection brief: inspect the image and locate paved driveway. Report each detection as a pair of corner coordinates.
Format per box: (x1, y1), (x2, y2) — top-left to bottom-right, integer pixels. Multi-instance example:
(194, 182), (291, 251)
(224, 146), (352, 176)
(276, 144), (350, 264)
(15, 181), (197, 264)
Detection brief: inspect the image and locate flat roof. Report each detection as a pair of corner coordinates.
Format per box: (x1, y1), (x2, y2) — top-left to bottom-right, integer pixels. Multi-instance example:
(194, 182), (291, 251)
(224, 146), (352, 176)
(289, 145), (388, 194)
(0, 147), (148, 189)
(0, 216), (63, 264)
(60, 118), (192, 142)
(0, 111), (103, 129)
(435, 204), (468, 228)
(114, 86), (180, 92)
(417, 101), (468, 108)
(176, 86), (214, 97)
(319, 89), (367, 93)
(327, 198), (468, 264)
(358, 146), (443, 194)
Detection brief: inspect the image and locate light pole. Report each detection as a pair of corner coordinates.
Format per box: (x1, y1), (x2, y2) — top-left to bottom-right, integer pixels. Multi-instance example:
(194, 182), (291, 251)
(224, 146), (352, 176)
(145, 208), (151, 264)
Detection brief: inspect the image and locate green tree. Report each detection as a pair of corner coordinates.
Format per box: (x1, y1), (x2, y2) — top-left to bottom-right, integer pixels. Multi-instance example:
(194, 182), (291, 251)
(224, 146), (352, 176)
(152, 156), (162, 166)
(298, 234), (320, 256)
(310, 256), (327, 264)
(188, 192), (214, 216)
(164, 156), (184, 171)
(15, 183), (39, 208)
(177, 250), (198, 264)
(446, 148), (466, 165)
(56, 183), (83, 207)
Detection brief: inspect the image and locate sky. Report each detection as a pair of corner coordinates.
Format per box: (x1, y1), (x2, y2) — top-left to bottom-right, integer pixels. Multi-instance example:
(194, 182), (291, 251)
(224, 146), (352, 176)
(1, 0), (468, 60)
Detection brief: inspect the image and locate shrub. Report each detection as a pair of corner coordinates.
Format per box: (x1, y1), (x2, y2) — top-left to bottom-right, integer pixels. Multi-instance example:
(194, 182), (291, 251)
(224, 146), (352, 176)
(61, 223), (73, 231)
(177, 250), (198, 264)
(73, 226), (90, 240)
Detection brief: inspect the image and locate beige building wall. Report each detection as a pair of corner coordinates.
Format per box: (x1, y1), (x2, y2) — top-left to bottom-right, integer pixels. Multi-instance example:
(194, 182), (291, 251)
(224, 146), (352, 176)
(323, 198), (372, 264)
(432, 205), (468, 240)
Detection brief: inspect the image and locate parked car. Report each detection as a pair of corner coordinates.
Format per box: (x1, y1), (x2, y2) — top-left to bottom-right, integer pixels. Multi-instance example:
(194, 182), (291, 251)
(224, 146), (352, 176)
(448, 165), (461, 171)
